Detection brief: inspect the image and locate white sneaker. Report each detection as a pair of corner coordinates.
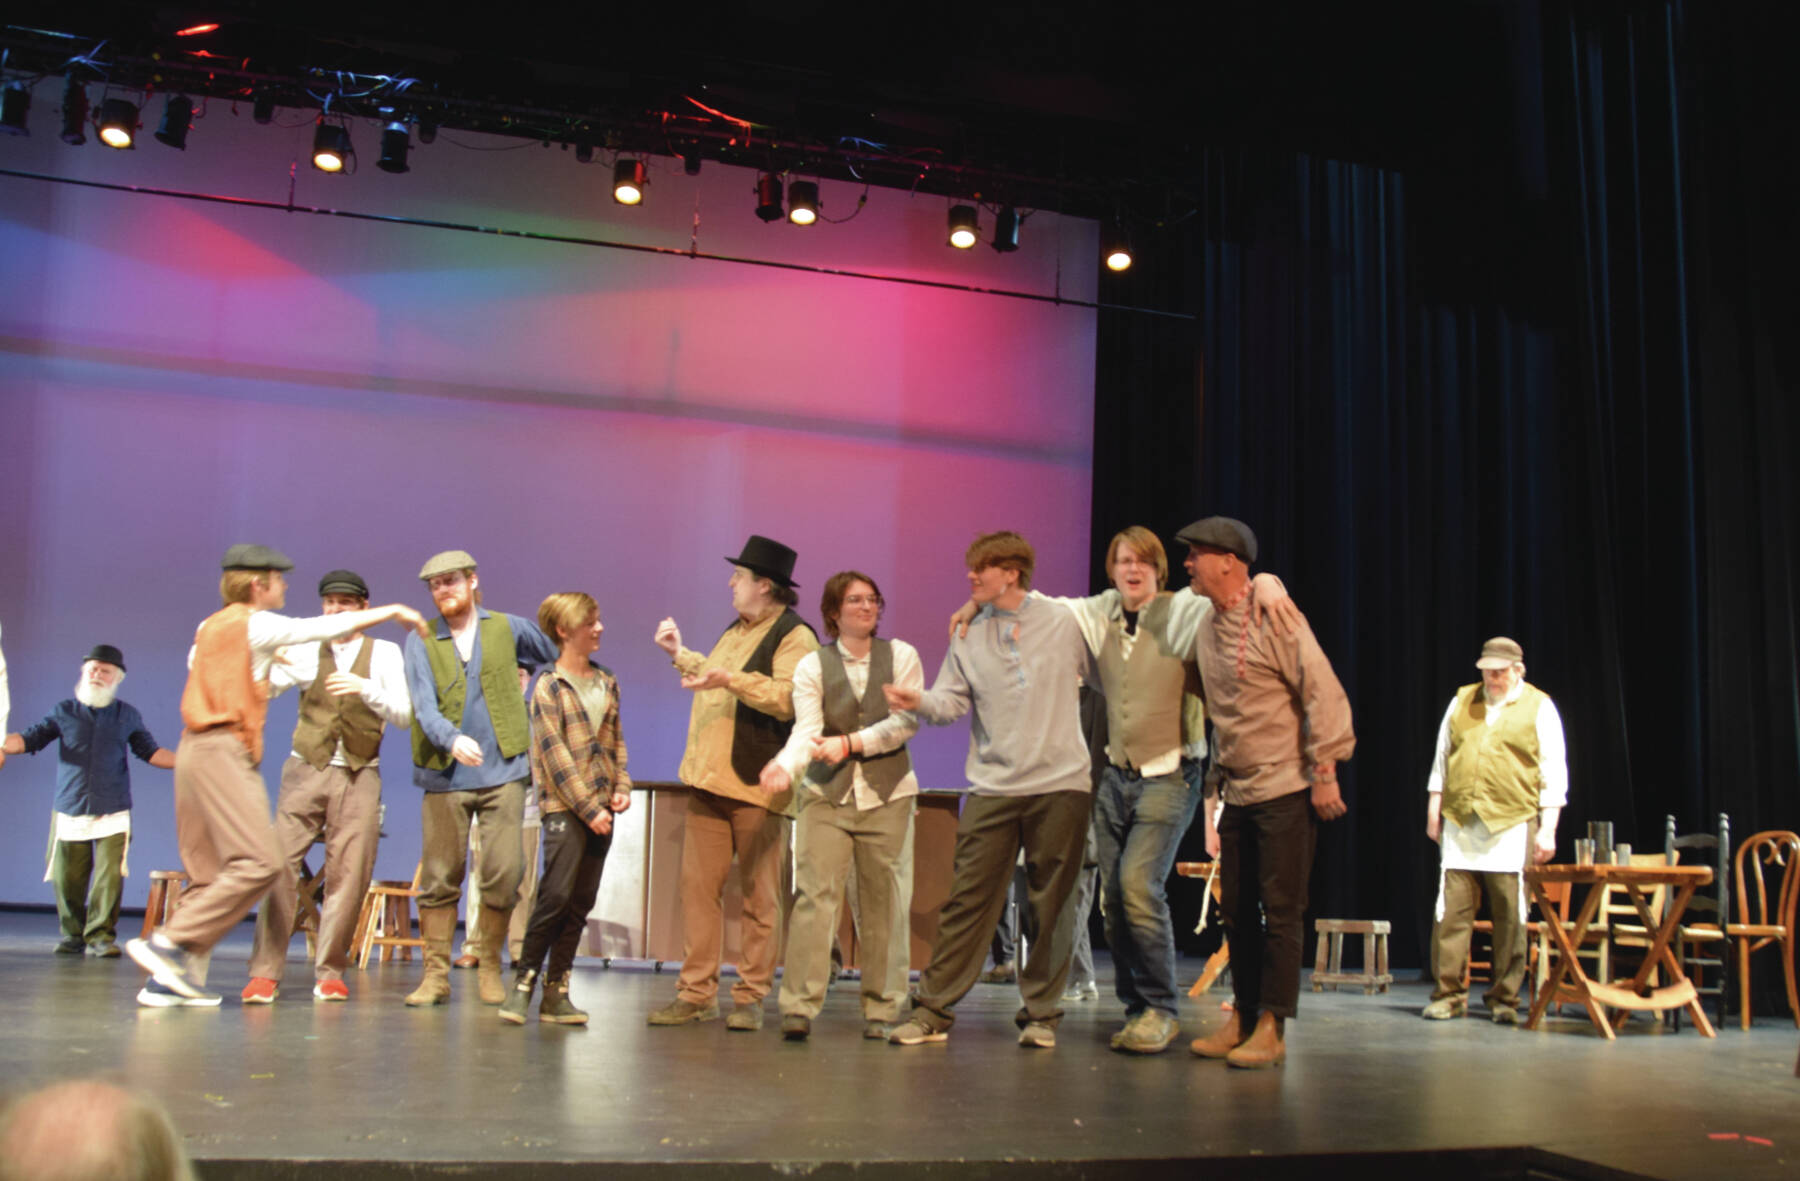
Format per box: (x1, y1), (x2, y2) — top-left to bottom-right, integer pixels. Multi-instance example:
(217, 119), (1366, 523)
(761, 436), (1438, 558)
(1018, 1020), (1057, 1048)
(137, 980), (221, 1008)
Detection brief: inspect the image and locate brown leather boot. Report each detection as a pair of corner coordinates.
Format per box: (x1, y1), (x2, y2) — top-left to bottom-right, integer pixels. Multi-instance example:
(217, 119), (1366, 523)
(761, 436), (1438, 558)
(1226, 1011), (1286, 1069)
(404, 906), (456, 1006)
(476, 905), (513, 1005)
(1189, 1009), (1249, 1058)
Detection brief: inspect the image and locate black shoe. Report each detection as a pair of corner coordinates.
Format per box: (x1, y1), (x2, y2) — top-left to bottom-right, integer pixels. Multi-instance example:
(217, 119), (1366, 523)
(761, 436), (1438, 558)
(54, 937), (85, 955)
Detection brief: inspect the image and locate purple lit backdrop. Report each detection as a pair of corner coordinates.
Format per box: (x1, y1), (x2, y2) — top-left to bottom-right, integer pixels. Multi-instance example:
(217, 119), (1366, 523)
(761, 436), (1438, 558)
(0, 101), (1096, 907)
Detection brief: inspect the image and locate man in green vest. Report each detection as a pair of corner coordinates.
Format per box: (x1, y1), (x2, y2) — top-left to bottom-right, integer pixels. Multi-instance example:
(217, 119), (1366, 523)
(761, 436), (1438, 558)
(1423, 636), (1568, 1024)
(403, 550), (559, 1007)
(240, 569), (412, 1004)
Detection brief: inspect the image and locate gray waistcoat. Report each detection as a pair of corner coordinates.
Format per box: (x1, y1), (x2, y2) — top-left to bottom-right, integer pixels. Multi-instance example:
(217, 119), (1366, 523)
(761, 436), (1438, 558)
(808, 639), (911, 802)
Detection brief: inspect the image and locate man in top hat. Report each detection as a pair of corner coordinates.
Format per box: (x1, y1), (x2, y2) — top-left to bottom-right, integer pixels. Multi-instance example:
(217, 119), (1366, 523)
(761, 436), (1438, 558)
(1422, 636), (1567, 1024)
(3, 645), (176, 957)
(1181, 517), (1355, 1069)
(403, 549), (560, 1007)
(125, 545), (426, 1007)
(239, 569), (414, 1004)
(648, 534), (818, 1031)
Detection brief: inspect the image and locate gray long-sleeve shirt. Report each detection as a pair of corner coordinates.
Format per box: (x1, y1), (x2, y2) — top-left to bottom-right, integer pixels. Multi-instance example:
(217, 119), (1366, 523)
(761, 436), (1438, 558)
(914, 594), (1095, 797)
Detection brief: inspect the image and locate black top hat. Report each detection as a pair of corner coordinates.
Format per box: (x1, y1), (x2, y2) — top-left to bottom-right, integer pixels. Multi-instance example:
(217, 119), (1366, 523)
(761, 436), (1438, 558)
(85, 644), (126, 671)
(725, 535), (800, 588)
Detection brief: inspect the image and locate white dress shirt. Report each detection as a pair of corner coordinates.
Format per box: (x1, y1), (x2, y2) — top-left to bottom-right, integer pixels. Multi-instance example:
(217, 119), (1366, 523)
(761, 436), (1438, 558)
(774, 638), (923, 809)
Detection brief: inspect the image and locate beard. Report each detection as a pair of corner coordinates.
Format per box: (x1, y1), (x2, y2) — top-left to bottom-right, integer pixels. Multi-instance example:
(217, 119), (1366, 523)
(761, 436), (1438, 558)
(75, 676), (121, 709)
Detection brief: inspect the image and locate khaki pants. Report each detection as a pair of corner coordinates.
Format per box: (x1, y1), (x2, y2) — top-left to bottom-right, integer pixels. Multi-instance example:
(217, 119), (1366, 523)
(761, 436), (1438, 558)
(676, 788), (790, 1006)
(1431, 868), (1529, 1008)
(418, 782), (525, 910)
(246, 757), (382, 982)
(161, 729), (280, 955)
(780, 793), (914, 1022)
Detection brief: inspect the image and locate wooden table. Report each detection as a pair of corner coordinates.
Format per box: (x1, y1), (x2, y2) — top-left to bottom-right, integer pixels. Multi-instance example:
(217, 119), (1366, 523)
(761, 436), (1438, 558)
(1525, 863), (1717, 1038)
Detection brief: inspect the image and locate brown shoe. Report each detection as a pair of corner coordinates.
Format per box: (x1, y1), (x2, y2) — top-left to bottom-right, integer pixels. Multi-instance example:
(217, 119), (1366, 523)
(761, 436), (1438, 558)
(1189, 1010), (1248, 1058)
(1226, 1011), (1285, 1070)
(404, 906), (456, 1007)
(476, 905), (513, 1004)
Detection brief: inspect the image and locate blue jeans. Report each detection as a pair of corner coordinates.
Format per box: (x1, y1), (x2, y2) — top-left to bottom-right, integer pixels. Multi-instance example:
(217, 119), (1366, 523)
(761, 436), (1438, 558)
(1094, 760), (1202, 1017)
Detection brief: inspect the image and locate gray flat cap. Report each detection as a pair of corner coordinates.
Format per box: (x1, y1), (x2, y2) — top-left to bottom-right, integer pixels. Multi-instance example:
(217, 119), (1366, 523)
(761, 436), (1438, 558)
(418, 550), (477, 581)
(1173, 517), (1258, 564)
(221, 544), (294, 571)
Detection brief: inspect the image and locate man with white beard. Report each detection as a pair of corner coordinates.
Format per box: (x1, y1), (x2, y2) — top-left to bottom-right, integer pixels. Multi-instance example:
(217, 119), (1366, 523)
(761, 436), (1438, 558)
(3, 646), (176, 957)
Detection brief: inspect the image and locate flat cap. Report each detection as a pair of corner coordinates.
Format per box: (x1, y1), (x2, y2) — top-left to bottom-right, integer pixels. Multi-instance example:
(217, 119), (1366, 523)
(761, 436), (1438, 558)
(318, 569), (369, 599)
(418, 550), (477, 581)
(84, 644), (126, 671)
(1475, 636), (1525, 669)
(1174, 517), (1258, 564)
(221, 544), (294, 572)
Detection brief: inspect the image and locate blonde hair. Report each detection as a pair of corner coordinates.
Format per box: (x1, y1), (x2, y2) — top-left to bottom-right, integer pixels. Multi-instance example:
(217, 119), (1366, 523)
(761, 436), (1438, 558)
(964, 531), (1035, 590)
(1105, 526), (1168, 588)
(219, 570), (274, 606)
(537, 592), (598, 647)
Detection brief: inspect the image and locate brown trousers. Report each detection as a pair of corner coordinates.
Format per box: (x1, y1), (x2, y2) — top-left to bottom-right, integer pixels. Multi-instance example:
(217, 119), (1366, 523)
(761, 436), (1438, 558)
(161, 728), (281, 955)
(1431, 868), (1530, 1008)
(418, 781), (525, 910)
(246, 756), (382, 982)
(676, 788), (790, 1006)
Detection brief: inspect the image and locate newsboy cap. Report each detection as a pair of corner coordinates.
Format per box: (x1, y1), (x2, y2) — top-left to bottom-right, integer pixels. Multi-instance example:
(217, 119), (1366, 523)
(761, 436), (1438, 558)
(1173, 517), (1258, 564)
(1475, 636), (1525, 669)
(318, 569), (370, 599)
(418, 551), (478, 581)
(221, 544), (294, 572)
(84, 644), (126, 671)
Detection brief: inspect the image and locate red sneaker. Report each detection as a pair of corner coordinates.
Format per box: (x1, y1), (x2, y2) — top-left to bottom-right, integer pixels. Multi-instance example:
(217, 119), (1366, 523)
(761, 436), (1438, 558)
(241, 977), (279, 1004)
(313, 979), (349, 1002)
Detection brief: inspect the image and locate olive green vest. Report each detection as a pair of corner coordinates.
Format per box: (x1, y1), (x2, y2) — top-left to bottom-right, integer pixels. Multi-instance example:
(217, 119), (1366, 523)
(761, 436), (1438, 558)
(808, 639), (911, 802)
(410, 612), (530, 772)
(1095, 593), (1188, 769)
(1443, 681), (1548, 832)
(292, 636), (383, 771)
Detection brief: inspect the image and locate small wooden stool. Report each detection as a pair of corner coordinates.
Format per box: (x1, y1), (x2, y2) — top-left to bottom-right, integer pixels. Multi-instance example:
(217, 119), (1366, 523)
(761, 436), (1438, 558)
(140, 871), (190, 940)
(1175, 861), (1232, 997)
(352, 864), (424, 968)
(1312, 918), (1393, 994)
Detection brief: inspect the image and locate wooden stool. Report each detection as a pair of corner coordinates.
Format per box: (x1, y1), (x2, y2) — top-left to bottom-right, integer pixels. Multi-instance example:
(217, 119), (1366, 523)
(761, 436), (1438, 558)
(351, 864), (424, 968)
(1312, 918), (1393, 994)
(1175, 861), (1232, 997)
(140, 871), (190, 940)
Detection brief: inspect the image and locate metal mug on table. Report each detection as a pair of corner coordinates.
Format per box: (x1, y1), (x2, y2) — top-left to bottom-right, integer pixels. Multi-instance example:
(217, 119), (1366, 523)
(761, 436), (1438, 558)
(1587, 821), (1614, 865)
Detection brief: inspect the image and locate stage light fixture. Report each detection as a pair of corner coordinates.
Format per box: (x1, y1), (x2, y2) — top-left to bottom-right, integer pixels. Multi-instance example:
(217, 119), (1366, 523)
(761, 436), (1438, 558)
(947, 204), (978, 249)
(376, 122), (410, 173)
(97, 98), (138, 149)
(417, 115), (438, 144)
(755, 173), (784, 222)
(574, 137), (594, 164)
(60, 76), (87, 144)
(992, 206), (1021, 253)
(786, 181), (819, 226)
(0, 84), (29, 137)
(154, 95), (192, 149)
(252, 92), (274, 124)
(1103, 226), (1133, 272)
(682, 142), (703, 176)
(613, 158), (646, 205)
(312, 123), (351, 172)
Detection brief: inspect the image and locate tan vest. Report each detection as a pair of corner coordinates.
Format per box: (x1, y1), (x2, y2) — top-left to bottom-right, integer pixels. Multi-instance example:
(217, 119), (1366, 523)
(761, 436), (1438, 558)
(1095, 593), (1188, 769)
(1443, 682), (1548, 832)
(179, 602), (269, 764)
(291, 637), (383, 771)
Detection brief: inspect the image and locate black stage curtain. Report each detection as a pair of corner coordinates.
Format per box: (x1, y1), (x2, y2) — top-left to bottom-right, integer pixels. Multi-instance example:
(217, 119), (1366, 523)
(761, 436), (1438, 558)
(1090, 1), (1799, 973)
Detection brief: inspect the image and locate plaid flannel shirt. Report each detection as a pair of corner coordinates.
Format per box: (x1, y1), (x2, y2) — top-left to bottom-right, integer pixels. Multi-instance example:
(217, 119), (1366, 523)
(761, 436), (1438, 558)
(528, 662), (631, 830)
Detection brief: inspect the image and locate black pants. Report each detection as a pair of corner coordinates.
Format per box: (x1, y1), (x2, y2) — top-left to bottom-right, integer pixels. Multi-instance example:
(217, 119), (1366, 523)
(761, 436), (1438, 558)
(1219, 790), (1317, 1020)
(518, 812), (611, 979)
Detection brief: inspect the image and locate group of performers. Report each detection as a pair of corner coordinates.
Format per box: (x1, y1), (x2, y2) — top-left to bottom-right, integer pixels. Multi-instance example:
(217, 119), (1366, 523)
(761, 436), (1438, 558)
(0, 521), (1564, 1064)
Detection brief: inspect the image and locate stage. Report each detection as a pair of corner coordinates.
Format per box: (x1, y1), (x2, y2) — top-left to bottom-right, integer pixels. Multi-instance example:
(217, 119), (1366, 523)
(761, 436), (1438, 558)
(1, 910), (1793, 1180)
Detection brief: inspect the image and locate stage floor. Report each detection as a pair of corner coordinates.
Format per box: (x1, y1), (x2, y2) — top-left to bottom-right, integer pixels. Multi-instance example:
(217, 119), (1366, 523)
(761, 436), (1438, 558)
(1, 910), (1794, 1180)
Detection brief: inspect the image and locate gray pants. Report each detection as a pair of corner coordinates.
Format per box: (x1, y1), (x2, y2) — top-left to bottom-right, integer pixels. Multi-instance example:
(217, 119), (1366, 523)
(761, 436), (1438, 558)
(419, 782), (526, 910)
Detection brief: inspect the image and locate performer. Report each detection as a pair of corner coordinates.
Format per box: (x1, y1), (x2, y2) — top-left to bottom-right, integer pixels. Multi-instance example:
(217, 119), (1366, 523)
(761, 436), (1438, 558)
(1182, 517), (1354, 1068)
(500, 592), (631, 1025)
(126, 545), (425, 1007)
(3, 645), (174, 957)
(239, 569), (412, 1004)
(762, 570), (922, 1041)
(0, 619), (10, 766)
(1423, 636), (1566, 1024)
(647, 535), (818, 1031)
(885, 531), (1095, 1050)
(403, 550), (559, 1007)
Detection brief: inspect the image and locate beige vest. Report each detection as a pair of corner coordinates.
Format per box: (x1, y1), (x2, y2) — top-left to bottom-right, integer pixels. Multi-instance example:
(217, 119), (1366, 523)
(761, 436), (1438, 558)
(1095, 593), (1189, 769)
(291, 637), (383, 771)
(1443, 682), (1548, 832)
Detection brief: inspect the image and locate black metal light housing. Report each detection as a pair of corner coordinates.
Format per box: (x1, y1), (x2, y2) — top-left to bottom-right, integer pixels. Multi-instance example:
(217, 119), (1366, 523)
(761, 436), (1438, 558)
(377, 121), (410, 173)
(0, 84), (30, 137)
(154, 95), (192, 149)
(613, 158), (646, 205)
(97, 98), (138, 149)
(59, 75), (87, 144)
(786, 180), (819, 226)
(992, 206), (1021, 253)
(947, 204), (978, 249)
(754, 172), (784, 222)
(312, 122), (351, 172)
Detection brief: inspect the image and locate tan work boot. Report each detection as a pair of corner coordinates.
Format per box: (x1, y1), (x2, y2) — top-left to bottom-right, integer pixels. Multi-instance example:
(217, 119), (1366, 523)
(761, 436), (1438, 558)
(1189, 1009), (1249, 1058)
(476, 905), (513, 1005)
(1226, 1011), (1286, 1070)
(404, 906), (456, 1006)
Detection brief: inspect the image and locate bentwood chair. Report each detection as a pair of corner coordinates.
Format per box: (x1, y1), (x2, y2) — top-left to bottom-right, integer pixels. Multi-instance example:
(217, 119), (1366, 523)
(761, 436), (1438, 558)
(1726, 831), (1800, 1030)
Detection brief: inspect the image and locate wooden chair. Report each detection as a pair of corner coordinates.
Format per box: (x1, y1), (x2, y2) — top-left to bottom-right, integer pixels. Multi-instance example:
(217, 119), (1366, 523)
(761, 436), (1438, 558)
(1602, 852), (1677, 989)
(1176, 861), (1231, 997)
(1463, 876), (1564, 1002)
(1726, 830), (1800, 1030)
(139, 871), (190, 939)
(1665, 812), (1730, 1030)
(352, 863), (424, 968)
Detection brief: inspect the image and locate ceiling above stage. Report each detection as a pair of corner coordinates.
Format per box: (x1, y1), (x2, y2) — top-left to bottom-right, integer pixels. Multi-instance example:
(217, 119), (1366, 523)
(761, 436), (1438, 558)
(1, 2), (1515, 224)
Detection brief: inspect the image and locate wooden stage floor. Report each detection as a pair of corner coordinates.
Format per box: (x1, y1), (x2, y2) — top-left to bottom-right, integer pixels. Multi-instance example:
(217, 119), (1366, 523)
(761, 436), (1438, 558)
(1, 910), (1794, 1180)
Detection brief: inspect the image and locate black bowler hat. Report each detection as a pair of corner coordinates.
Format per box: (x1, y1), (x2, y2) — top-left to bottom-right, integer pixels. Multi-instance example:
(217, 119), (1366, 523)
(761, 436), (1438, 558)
(85, 644), (126, 672)
(725, 535), (800, 588)
(318, 569), (369, 599)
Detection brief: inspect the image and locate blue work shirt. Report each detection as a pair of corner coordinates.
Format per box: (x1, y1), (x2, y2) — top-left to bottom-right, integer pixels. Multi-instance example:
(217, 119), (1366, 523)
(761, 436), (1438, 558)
(18, 699), (164, 815)
(403, 609), (558, 792)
